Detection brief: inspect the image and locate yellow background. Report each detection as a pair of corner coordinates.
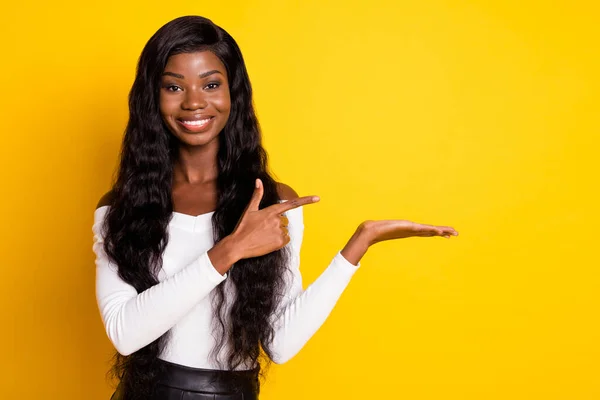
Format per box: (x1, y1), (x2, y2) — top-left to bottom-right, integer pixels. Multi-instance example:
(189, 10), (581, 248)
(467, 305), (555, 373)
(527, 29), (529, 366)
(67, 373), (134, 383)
(1, 1), (598, 399)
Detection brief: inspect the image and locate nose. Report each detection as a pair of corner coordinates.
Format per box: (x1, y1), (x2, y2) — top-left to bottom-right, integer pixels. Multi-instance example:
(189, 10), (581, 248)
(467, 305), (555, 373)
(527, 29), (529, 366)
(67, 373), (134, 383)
(182, 88), (208, 110)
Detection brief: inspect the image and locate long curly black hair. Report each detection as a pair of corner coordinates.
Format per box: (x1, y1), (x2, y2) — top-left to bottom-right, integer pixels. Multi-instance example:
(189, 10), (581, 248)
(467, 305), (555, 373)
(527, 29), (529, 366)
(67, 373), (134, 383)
(101, 16), (289, 399)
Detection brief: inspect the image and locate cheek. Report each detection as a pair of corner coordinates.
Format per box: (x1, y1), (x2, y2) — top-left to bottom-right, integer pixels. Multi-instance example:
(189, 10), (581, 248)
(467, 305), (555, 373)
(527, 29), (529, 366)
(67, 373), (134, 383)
(214, 91), (231, 113)
(159, 95), (177, 118)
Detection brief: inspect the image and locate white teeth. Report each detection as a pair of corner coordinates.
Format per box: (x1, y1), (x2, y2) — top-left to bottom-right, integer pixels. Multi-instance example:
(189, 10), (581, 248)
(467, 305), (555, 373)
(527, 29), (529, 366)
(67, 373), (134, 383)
(181, 118), (211, 126)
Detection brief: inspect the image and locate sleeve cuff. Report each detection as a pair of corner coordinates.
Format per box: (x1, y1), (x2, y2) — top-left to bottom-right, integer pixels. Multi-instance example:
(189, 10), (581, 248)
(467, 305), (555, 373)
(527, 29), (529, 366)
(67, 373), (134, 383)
(332, 251), (361, 273)
(198, 251), (228, 282)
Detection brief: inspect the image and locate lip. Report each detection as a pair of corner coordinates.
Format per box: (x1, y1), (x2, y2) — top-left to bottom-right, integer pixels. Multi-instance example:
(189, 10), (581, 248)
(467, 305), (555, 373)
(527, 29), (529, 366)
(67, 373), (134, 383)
(176, 116), (215, 133)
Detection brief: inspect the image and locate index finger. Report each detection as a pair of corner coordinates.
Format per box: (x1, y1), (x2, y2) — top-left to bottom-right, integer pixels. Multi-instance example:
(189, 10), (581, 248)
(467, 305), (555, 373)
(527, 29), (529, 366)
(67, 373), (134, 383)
(267, 196), (320, 215)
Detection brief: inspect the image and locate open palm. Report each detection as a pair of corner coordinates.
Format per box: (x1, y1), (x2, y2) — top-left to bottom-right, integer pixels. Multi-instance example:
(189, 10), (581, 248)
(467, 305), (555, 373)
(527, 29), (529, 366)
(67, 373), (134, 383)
(363, 220), (458, 244)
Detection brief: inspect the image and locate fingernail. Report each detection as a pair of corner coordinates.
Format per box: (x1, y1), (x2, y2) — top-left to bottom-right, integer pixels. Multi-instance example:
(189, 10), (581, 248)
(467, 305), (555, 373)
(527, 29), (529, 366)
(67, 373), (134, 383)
(255, 179), (260, 188)
(313, 196), (320, 202)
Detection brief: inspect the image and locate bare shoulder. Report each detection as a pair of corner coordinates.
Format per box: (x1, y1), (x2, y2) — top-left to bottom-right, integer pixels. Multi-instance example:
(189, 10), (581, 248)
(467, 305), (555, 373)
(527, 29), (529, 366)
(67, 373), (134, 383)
(96, 190), (115, 209)
(276, 182), (299, 200)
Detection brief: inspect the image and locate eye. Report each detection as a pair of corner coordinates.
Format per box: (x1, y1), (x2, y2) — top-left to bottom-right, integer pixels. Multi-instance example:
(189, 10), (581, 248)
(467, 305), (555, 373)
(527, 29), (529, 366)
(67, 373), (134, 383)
(165, 84), (182, 92)
(205, 82), (220, 90)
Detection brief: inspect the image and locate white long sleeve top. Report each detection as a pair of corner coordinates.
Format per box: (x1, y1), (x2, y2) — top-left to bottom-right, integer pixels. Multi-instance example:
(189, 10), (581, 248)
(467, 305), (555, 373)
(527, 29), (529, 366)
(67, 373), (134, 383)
(93, 204), (360, 369)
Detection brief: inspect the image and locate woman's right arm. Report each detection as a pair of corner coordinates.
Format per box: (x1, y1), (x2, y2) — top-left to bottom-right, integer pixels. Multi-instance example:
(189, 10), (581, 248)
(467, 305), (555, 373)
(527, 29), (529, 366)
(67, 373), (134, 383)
(94, 180), (319, 356)
(93, 207), (237, 356)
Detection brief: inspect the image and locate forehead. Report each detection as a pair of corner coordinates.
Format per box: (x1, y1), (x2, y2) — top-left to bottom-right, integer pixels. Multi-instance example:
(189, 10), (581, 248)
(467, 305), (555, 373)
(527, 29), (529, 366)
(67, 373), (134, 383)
(163, 51), (227, 76)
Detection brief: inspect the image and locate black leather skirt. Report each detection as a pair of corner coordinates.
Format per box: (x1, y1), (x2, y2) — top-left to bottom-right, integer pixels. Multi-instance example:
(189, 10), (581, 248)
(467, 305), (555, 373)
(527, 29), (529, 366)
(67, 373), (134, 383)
(111, 359), (260, 400)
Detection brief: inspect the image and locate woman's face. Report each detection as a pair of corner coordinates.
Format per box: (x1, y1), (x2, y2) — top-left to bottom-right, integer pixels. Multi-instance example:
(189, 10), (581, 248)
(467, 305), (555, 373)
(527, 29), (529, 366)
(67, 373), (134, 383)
(159, 51), (231, 147)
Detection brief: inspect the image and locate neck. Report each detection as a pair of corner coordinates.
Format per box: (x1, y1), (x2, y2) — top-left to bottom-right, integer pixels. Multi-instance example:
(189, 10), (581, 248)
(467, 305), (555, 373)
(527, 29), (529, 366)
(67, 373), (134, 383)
(172, 140), (219, 185)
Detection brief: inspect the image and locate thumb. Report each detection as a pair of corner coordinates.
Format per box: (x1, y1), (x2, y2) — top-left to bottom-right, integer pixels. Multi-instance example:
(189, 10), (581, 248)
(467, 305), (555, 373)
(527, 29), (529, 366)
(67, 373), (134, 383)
(245, 178), (264, 213)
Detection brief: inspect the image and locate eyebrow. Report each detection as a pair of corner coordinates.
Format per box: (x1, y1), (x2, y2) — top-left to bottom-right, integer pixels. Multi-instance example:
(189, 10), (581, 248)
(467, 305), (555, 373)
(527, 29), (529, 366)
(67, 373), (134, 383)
(161, 70), (223, 79)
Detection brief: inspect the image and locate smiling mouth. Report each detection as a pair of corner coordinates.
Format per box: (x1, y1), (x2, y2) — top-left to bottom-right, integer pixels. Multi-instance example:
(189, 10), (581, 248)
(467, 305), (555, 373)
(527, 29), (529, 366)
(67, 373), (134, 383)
(176, 117), (215, 132)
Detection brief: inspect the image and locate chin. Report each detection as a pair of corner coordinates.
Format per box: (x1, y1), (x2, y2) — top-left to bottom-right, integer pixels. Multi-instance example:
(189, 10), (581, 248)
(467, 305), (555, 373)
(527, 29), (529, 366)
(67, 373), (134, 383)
(175, 131), (220, 147)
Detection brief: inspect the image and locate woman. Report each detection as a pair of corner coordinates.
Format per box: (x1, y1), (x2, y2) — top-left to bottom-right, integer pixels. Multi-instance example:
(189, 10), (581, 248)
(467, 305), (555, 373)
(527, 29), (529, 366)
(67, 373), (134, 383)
(92, 15), (458, 400)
